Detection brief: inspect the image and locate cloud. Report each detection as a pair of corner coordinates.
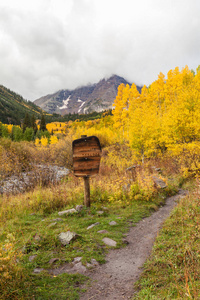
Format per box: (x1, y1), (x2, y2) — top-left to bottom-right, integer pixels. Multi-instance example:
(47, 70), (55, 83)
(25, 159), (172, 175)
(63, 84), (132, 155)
(0, 0), (200, 100)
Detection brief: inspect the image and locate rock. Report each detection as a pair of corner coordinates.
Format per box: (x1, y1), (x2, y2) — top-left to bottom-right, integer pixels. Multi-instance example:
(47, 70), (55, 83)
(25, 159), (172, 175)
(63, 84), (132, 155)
(126, 165), (137, 171)
(73, 257), (82, 264)
(152, 176), (167, 189)
(52, 218), (63, 222)
(102, 238), (117, 247)
(58, 208), (77, 216)
(152, 166), (161, 173)
(58, 231), (78, 245)
(122, 239), (129, 245)
(102, 207), (108, 211)
(1, 165), (69, 195)
(86, 263), (93, 268)
(86, 259), (99, 269)
(48, 222), (57, 227)
(29, 255), (37, 262)
(97, 211), (104, 215)
(98, 230), (108, 234)
(109, 221), (117, 226)
(72, 262), (87, 273)
(76, 205), (84, 212)
(49, 258), (60, 264)
(33, 268), (44, 274)
(91, 258), (99, 266)
(87, 222), (100, 230)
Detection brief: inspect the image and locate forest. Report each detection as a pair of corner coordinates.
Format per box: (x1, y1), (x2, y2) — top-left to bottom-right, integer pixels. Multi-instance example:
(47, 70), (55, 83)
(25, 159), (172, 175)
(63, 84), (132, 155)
(0, 66), (199, 299)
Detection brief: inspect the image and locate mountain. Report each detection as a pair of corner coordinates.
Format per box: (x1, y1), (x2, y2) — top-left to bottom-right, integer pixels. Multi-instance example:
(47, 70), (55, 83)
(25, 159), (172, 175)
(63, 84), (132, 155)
(0, 85), (45, 125)
(34, 75), (141, 115)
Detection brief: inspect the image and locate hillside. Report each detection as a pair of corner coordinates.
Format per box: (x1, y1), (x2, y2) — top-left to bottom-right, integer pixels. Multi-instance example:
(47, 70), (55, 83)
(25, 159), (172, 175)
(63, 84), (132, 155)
(34, 75), (141, 115)
(0, 85), (45, 125)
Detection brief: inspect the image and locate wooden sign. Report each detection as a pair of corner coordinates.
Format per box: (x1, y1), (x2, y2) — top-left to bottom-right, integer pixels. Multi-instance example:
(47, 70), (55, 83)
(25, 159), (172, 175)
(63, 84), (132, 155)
(72, 136), (101, 177)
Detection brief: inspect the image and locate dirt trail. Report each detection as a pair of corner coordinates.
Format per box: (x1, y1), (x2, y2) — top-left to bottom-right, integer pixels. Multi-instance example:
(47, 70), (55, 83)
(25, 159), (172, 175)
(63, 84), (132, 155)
(80, 189), (188, 300)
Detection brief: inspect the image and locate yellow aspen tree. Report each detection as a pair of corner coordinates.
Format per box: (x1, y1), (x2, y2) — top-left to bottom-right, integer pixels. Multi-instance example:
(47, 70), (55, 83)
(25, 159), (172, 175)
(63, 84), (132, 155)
(127, 83), (141, 139)
(7, 124), (13, 134)
(121, 84), (131, 140)
(112, 83), (125, 129)
(40, 136), (48, 146)
(35, 138), (40, 146)
(50, 135), (58, 145)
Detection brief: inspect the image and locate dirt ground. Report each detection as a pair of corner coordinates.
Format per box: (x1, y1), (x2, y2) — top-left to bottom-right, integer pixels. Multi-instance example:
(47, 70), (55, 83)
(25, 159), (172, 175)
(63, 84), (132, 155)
(80, 189), (188, 300)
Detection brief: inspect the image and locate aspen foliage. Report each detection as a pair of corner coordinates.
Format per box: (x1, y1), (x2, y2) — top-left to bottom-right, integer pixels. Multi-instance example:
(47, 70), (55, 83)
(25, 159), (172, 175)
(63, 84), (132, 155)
(34, 137), (40, 146)
(46, 122), (67, 134)
(112, 66), (200, 162)
(40, 136), (48, 146)
(50, 135), (58, 145)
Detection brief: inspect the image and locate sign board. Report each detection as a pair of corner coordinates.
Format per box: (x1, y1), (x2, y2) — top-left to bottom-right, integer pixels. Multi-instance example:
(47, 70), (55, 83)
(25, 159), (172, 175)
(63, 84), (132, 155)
(72, 136), (101, 177)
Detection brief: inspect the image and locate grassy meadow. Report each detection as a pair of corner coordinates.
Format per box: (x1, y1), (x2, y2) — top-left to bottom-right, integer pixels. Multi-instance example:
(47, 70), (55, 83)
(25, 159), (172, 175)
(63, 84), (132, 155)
(0, 66), (200, 299)
(0, 136), (199, 299)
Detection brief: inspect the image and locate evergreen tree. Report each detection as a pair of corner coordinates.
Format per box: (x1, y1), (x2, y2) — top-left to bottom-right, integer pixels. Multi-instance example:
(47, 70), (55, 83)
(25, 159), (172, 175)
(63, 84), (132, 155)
(31, 114), (38, 134)
(40, 114), (47, 131)
(22, 113), (31, 132)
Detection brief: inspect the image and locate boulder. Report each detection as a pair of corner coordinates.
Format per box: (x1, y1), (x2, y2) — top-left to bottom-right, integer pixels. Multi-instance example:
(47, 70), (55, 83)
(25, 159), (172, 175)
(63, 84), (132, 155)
(49, 258), (60, 265)
(109, 221), (117, 226)
(73, 257), (82, 264)
(58, 208), (77, 216)
(29, 255), (37, 262)
(76, 205), (84, 212)
(87, 222), (100, 230)
(102, 237), (117, 247)
(152, 176), (167, 189)
(48, 222), (57, 227)
(33, 268), (44, 274)
(58, 231), (78, 245)
(52, 218), (63, 222)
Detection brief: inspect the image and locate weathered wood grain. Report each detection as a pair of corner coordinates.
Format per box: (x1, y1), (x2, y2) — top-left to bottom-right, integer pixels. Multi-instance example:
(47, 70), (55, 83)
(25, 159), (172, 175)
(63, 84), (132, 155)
(72, 136), (101, 177)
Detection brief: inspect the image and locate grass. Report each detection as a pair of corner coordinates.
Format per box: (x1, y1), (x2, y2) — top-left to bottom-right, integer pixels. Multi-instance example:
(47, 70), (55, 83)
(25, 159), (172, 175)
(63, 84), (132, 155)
(0, 174), (177, 300)
(134, 181), (200, 300)
(0, 140), (195, 300)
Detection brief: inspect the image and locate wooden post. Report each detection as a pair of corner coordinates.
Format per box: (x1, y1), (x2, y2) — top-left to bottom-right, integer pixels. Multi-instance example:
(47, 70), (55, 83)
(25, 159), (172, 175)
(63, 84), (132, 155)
(83, 176), (90, 207)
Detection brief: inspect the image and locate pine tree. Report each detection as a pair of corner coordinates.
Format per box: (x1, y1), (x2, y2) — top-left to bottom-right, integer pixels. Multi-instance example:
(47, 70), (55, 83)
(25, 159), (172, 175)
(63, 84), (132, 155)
(31, 115), (38, 134)
(22, 113), (31, 132)
(40, 114), (47, 131)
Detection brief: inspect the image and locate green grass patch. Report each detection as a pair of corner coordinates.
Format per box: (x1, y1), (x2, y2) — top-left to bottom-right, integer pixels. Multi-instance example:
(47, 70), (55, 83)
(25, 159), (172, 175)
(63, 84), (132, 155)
(31, 273), (87, 300)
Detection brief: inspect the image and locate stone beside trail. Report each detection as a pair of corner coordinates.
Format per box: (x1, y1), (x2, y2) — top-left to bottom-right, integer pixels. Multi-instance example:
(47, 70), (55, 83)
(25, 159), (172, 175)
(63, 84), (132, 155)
(80, 189), (188, 300)
(48, 257), (100, 276)
(102, 238), (117, 247)
(152, 176), (167, 189)
(58, 231), (78, 246)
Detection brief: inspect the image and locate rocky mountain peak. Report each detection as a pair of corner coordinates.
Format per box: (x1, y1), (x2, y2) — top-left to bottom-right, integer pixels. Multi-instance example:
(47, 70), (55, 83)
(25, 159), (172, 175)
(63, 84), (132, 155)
(34, 75), (141, 115)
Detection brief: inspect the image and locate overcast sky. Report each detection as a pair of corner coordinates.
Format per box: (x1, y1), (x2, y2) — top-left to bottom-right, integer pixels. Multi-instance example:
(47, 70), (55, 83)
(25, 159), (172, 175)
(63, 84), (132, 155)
(0, 0), (200, 101)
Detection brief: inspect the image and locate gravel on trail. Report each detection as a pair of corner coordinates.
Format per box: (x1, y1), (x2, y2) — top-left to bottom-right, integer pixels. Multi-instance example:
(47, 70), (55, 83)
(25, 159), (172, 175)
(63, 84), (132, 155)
(80, 189), (188, 300)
